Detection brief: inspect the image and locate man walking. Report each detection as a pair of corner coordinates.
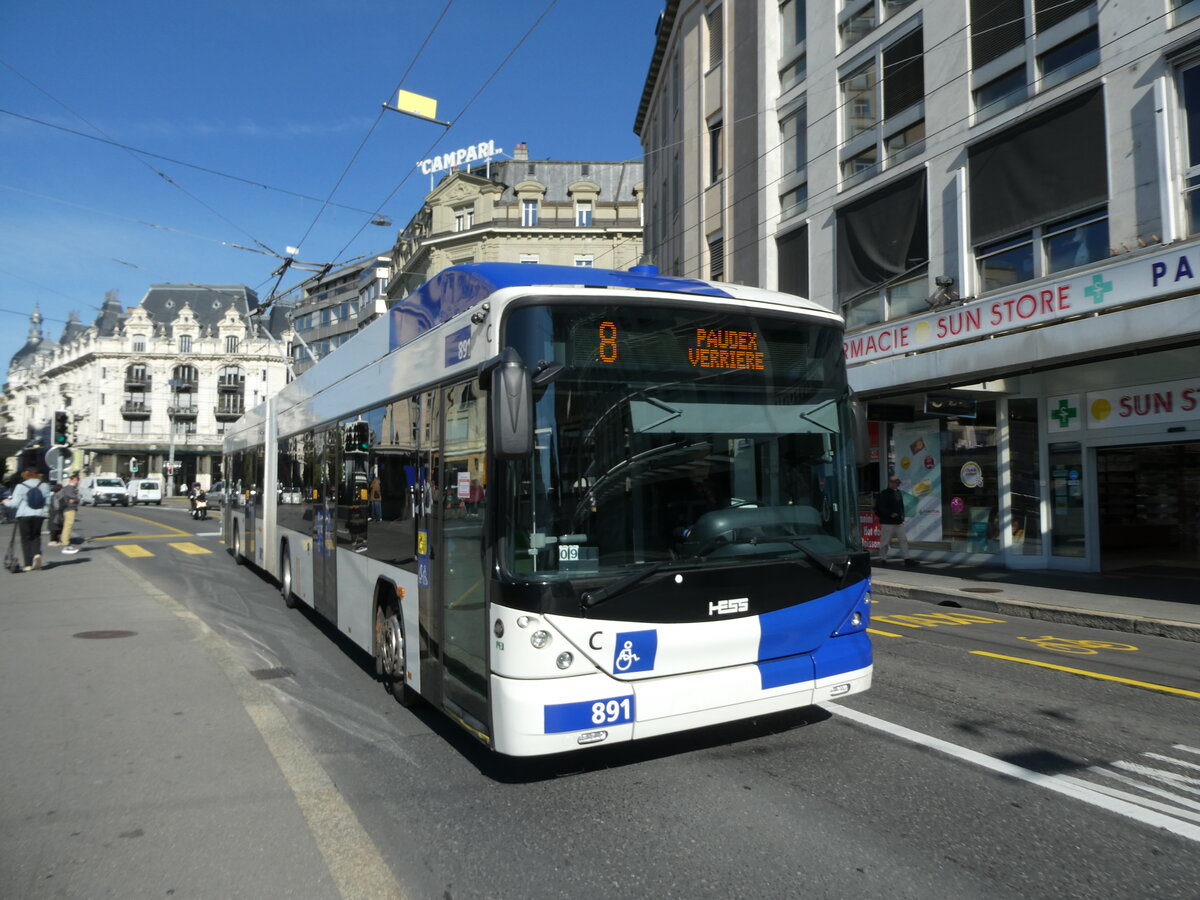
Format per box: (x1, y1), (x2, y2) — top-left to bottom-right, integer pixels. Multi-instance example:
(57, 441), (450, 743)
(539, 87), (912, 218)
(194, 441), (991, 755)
(58, 473), (82, 554)
(875, 475), (916, 566)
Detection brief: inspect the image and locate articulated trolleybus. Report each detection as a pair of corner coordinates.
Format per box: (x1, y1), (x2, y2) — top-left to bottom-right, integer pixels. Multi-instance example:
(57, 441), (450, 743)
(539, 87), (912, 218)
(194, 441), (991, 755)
(223, 263), (871, 756)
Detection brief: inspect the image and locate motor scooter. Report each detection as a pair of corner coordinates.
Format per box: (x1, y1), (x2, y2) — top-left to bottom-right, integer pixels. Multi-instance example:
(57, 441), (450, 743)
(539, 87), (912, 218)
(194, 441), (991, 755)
(191, 497), (208, 520)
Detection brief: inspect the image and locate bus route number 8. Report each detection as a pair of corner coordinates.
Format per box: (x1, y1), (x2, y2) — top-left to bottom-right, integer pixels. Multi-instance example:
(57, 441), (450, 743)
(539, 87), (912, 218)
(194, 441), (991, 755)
(599, 321), (618, 364)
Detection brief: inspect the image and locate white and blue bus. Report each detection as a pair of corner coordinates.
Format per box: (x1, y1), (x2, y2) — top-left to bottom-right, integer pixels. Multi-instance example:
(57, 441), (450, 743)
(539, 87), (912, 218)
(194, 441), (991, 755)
(223, 263), (872, 756)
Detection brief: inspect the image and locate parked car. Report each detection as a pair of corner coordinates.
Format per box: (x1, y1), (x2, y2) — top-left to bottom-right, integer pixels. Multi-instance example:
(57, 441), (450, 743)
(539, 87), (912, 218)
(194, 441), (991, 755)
(127, 479), (164, 505)
(81, 476), (129, 506)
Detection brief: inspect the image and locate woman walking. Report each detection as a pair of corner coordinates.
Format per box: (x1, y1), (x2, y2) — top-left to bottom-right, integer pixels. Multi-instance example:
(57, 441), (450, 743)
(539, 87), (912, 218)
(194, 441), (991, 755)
(4, 469), (51, 571)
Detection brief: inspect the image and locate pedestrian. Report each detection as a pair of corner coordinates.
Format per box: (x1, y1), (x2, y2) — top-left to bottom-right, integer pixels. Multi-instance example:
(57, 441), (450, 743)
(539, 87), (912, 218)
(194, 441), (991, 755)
(58, 473), (82, 554)
(3, 468), (51, 571)
(874, 475), (916, 566)
(368, 473), (382, 521)
(47, 482), (64, 545)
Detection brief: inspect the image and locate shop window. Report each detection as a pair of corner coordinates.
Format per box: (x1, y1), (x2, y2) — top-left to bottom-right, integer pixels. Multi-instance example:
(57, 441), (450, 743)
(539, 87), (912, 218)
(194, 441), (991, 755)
(836, 169), (928, 319)
(1009, 398), (1043, 555)
(969, 88), (1108, 290)
(1049, 442), (1086, 558)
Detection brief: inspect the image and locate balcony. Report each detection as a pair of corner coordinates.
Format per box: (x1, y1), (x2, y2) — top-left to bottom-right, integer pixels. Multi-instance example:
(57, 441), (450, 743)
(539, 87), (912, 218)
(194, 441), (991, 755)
(214, 402), (245, 421)
(125, 374), (152, 390)
(217, 378), (245, 393)
(168, 404), (199, 419)
(120, 402), (151, 419)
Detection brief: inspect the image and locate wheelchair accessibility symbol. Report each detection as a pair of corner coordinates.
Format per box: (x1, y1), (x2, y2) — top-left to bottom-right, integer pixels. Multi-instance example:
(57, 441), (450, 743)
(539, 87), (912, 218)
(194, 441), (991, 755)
(613, 630), (656, 674)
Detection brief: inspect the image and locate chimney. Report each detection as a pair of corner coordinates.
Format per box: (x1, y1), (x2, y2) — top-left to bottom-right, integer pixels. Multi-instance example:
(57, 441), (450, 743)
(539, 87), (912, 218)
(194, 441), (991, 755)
(514, 142), (528, 161)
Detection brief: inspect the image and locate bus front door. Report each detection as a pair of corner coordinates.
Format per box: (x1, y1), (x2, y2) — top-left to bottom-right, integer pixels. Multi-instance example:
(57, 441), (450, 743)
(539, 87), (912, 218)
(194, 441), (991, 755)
(436, 383), (489, 735)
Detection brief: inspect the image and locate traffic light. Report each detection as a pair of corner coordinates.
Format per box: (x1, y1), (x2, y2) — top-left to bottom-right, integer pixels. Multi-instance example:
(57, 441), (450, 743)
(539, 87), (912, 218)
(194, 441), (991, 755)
(53, 410), (70, 446)
(344, 421), (371, 453)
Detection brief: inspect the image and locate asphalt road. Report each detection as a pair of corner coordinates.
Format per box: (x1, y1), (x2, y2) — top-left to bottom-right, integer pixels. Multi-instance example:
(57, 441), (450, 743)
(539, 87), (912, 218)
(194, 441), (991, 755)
(77, 503), (1200, 899)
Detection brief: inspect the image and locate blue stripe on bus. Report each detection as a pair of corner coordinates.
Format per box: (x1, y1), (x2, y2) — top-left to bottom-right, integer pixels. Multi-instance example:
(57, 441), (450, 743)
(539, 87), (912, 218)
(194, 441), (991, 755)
(544, 696), (635, 733)
(811, 630), (872, 680)
(756, 581), (871, 690)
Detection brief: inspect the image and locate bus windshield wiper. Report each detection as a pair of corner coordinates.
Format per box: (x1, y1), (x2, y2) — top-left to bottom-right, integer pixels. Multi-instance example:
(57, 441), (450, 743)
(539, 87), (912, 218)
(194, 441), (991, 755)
(779, 537), (850, 580)
(579, 534), (743, 609)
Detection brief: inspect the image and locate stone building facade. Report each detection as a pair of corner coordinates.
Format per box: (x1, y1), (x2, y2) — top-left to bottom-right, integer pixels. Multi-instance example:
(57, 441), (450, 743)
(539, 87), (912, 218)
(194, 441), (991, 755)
(2, 284), (293, 492)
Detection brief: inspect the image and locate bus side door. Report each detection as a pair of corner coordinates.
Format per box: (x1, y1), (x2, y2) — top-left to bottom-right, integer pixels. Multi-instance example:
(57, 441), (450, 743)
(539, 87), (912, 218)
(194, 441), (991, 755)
(312, 426), (339, 624)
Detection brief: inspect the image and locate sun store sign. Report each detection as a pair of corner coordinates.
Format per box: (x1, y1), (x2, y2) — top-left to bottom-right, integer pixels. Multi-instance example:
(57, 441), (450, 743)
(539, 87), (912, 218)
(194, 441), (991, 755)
(1048, 377), (1200, 433)
(844, 240), (1200, 365)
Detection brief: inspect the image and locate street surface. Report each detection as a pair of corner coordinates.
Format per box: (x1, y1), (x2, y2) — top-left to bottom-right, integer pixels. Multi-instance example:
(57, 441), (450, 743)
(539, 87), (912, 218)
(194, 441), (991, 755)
(7, 501), (1200, 899)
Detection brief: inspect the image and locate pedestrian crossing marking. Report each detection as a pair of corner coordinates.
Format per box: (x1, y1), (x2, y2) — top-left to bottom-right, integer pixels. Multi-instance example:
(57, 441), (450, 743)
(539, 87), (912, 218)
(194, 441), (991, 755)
(114, 544), (154, 558)
(169, 542), (212, 555)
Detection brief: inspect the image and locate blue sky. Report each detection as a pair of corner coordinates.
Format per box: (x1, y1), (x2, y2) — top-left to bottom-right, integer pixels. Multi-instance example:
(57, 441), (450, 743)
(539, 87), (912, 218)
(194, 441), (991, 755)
(0, 0), (660, 370)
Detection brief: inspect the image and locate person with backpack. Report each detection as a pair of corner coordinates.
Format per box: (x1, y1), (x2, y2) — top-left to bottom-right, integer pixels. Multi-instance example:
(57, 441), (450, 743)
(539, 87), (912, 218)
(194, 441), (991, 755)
(3, 469), (51, 571)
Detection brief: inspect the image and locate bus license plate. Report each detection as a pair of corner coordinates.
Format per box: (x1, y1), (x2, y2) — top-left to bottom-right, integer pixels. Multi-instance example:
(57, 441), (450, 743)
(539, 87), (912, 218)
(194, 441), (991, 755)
(544, 696), (634, 733)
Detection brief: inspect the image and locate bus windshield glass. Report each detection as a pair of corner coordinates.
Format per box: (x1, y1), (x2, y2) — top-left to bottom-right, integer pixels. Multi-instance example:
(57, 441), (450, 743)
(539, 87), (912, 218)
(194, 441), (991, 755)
(501, 302), (861, 580)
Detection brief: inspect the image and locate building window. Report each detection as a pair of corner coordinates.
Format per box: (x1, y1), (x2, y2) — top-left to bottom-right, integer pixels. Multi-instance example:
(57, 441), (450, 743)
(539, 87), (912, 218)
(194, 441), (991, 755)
(836, 170), (928, 327)
(839, 27), (923, 185)
(132, 335), (146, 353)
(969, 88), (1108, 291)
(575, 200), (593, 227)
(780, 0), (807, 91)
(777, 225), (809, 298)
(521, 199), (539, 227)
(1180, 60), (1200, 234)
(519, 254), (540, 264)
(1176, 0), (1200, 25)
(708, 234), (725, 281)
(708, 118), (723, 183)
(226, 336), (240, 354)
(454, 206), (474, 232)
(574, 255), (594, 267)
(781, 184), (808, 220)
(838, 0), (914, 49)
(780, 107), (807, 215)
(179, 334), (192, 353)
(971, 0), (1097, 121)
(706, 4), (723, 69)
(125, 419), (147, 435)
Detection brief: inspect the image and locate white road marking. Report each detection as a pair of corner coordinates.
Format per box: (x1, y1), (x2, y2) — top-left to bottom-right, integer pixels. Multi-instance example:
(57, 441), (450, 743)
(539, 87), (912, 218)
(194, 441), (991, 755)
(827, 702), (1200, 844)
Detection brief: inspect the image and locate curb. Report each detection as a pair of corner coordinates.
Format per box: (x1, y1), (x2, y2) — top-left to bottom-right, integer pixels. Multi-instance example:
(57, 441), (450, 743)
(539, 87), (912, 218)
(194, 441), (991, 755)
(871, 579), (1200, 644)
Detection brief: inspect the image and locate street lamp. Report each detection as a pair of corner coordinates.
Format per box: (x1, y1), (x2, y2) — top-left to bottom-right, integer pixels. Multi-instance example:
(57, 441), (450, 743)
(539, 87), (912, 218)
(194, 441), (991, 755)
(167, 378), (181, 494)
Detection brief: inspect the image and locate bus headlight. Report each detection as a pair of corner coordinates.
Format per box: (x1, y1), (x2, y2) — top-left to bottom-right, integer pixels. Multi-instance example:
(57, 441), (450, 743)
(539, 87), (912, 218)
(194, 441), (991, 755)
(556, 651), (574, 670)
(516, 615), (534, 628)
(530, 630), (551, 649)
(850, 612), (862, 627)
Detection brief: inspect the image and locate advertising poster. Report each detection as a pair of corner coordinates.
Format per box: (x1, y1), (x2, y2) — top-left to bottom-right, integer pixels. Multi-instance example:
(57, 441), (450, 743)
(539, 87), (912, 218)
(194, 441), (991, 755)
(892, 420), (943, 542)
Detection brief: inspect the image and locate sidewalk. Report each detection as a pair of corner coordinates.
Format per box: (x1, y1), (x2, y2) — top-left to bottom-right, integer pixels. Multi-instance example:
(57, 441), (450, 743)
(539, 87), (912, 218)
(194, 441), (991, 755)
(871, 559), (1200, 643)
(0, 524), (353, 899)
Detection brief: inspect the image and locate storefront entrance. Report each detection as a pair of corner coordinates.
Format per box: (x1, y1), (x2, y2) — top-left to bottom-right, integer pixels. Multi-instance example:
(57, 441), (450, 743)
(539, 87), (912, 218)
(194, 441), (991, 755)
(1097, 442), (1200, 574)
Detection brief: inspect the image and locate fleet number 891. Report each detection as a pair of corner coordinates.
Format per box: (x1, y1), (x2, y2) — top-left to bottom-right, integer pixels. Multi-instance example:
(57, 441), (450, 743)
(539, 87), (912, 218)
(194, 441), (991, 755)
(592, 698), (632, 725)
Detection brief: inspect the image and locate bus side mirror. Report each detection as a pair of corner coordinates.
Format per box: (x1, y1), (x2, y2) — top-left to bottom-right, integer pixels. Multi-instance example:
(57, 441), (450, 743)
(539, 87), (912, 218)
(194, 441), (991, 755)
(488, 347), (534, 459)
(851, 394), (870, 467)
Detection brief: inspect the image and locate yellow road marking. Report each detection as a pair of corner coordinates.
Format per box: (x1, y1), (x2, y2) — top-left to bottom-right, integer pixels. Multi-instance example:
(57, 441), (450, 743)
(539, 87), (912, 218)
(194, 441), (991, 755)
(169, 542), (212, 555)
(867, 627), (904, 638)
(873, 612), (1006, 629)
(113, 544), (154, 558)
(971, 651), (1200, 700)
(89, 534), (197, 542)
(89, 508), (192, 538)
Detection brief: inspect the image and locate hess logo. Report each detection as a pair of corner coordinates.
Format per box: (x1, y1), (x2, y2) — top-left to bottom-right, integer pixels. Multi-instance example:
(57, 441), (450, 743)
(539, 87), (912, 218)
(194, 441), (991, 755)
(708, 598), (749, 616)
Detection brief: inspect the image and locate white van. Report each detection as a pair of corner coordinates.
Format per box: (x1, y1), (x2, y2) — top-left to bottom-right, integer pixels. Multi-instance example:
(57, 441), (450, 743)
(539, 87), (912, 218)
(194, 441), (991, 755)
(81, 476), (129, 506)
(127, 479), (164, 505)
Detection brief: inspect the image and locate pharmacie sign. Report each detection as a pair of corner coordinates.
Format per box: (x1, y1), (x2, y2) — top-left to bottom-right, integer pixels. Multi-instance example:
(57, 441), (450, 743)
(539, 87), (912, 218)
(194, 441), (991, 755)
(417, 139), (502, 175)
(844, 238), (1200, 365)
(1049, 377), (1200, 433)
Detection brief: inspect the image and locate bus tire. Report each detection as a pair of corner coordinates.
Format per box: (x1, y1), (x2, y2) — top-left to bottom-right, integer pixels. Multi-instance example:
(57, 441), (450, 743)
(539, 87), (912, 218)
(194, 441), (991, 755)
(279, 543), (297, 609)
(232, 523), (244, 565)
(375, 597), (415, 707)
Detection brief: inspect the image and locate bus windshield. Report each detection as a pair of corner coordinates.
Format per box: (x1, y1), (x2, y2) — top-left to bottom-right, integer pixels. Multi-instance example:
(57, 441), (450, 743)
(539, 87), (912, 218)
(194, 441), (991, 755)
(501, 302), (861, 580)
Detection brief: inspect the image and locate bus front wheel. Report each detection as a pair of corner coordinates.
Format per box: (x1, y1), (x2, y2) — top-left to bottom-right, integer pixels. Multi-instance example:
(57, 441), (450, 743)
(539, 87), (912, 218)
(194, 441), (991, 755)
(232, 523), (244, 565)
(279, 544), (297, 609)
(375, 601), (415, 707)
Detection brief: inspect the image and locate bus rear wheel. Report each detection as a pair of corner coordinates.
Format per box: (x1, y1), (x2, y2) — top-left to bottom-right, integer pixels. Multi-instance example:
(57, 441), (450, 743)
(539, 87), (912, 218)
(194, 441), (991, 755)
(375, 601), (415, 707)
(232, 523), (244, 565)
(279, 544), (297, 609)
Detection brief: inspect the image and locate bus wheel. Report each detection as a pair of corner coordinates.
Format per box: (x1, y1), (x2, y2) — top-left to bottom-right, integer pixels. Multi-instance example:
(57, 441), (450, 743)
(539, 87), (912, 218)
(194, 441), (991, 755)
(279, 544), (297, 609)
(375, 601), (415, 707)
(232, 523), (244, 565)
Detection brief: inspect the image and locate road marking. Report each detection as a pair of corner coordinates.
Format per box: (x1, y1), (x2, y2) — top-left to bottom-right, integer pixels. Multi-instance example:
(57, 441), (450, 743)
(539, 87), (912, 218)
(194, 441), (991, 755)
(169, 542), (212, 555)
(872, 612), (1006, 629)
(89, 508), (192, 537)
(195, 531), (222, 536)
(110, 552), (408, 898)
(113, 544), (154, 558)
(970, 651), (1200, 699)
(828, 702), (1200, 843)
(867, 627), (903, 638)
